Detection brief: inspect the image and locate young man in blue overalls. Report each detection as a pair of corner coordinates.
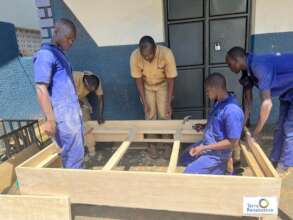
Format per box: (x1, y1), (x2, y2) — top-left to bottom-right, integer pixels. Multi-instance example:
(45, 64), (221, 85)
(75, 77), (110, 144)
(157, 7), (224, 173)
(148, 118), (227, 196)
(226, 47), (293, 174)
(34, 18), (84, 168)
(181, 73), (244, 174)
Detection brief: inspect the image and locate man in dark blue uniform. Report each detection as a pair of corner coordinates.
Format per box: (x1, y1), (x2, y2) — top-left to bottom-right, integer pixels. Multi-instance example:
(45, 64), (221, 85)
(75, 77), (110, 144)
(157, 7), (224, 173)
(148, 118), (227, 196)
(226, 47), (293, 172)
(34, 18), (84, 168)
(181, 73), (244, 174)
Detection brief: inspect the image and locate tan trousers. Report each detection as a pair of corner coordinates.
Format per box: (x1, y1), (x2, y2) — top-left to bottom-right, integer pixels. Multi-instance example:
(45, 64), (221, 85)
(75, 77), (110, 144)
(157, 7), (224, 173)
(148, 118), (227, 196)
(144, 83), (170, 120)
(80, 97), (92, 122)
(144, 83), (171, 140)
(80, 98), (95, 156)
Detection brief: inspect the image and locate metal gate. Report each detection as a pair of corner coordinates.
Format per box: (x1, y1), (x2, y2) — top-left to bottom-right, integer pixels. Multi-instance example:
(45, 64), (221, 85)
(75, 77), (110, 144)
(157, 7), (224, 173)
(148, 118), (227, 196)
(165, 0), (251, 118)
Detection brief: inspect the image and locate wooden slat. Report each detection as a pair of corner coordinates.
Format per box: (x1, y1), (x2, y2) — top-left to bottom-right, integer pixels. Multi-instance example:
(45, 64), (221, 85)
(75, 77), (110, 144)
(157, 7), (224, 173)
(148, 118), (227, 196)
(16, 167), (281, 218)
(0, 144), (39, 193)
(102, 141), (131, 171)
(241, 144), (264, 177)
(245, 130), (279, 178)
(0, 195), (71, 220)
(102, 128), (137, 171)
(167, 140), (181, 173)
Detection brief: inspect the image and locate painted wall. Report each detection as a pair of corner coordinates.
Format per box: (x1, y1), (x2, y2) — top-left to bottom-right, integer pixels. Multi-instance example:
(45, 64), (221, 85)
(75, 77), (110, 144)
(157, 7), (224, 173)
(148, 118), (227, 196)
(63, 0), (165, 47)
(250, 0), (293, 123)
(51, 0), (165, 120)
(0, 0), (39, 30)
(0, 22), (41, 120)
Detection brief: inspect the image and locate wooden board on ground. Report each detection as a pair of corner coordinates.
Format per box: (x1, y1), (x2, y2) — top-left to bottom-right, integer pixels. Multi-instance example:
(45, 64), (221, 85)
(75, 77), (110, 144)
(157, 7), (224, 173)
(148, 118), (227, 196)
(15, 121), (282, 219)
(0, 144), (39, 193)
(0, 194), (71, 220)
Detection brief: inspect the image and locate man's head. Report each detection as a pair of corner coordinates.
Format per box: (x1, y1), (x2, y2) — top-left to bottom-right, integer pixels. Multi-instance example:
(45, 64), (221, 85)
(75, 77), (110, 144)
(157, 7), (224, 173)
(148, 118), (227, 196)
(53, 18), (76, 51)
(139, 36), (156, 62)
(225, 47), (247, 73)
(205, 73), (227, 101)
(84, 74), (100, 92)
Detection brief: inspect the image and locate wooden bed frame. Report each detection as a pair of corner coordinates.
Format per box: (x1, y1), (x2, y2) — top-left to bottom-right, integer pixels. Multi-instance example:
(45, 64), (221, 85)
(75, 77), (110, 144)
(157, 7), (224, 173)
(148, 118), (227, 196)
(13, 120), (281, 219)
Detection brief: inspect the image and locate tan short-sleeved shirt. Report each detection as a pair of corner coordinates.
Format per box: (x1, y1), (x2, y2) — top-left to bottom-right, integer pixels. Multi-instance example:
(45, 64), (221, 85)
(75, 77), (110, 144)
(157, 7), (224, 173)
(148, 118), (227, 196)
(73, 71), (103, 99)
(130, 45), (177, 90)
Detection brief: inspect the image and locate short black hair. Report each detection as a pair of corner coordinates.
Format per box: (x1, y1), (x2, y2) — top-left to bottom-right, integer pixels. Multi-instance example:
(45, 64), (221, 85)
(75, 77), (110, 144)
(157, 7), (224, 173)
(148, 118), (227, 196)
(84, 74), (100, 90)
(56, 18), (77, 35)
(205, 73), (227, 90)
(226, 47), (246, 60)
(139, 35), (156, 51)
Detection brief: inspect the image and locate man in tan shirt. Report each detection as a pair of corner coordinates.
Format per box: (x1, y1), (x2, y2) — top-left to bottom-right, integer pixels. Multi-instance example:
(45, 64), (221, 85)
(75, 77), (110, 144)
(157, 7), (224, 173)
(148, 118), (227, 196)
(130, 36), (177, 159)
(73, 71), (104, 124)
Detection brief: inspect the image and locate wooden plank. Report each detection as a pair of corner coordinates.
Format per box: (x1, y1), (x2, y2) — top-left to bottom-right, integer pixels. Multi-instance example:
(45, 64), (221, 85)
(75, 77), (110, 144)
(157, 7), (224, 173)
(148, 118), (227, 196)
(85, 120), (206, 130)
(0, 194), (71, 220)
(0, 144), (39, 193)
(35, 153), (59, 168)
(16, 167), (281, 217)
(102, 128), (137, 171)
(19, 143), (61, 168)
(245, 130), (279, 178)
(241, 144), (264, 177)
(93, 166), (185, 173)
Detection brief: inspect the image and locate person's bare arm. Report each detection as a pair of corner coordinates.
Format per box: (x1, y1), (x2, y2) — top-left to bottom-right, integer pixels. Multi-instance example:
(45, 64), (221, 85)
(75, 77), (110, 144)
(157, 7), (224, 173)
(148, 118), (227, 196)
(97, 95), (104, 124)
(189, 139), (238, 156)
(166, 78), (175, 118)
(243, 87), (253, 125)
(36, 84), (56, 136)
(135, 78), (149, 114)
(253, 90), (272, 136)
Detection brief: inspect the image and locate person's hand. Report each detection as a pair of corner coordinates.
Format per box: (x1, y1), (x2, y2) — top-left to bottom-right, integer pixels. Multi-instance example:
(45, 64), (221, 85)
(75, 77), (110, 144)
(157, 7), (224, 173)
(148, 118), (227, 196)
(144, 102), (150, 115)
(189, 145), (206, 157)
(192, 123), (206, 132)
(166, 103), (172, 118)
(97, 117), (105, 125)
(43, 120), (56, 137)
(252, 130), (261, 143)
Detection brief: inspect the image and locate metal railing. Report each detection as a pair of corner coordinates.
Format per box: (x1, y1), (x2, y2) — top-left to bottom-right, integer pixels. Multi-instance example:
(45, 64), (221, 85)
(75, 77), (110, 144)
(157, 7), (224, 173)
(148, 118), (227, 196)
(0, 120), (45, 162)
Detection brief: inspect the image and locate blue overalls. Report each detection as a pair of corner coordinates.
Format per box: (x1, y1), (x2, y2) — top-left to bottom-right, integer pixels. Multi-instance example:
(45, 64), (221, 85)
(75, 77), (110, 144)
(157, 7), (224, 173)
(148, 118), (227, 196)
(247, 53), (293, 169)
(33, 43), (84, 168)
(181, 95), (244, 174)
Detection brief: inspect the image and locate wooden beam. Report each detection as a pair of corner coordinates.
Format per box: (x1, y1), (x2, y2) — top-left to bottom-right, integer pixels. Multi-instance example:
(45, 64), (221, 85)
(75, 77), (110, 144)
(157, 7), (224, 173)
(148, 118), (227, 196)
(102, 127), (137, 171)
(0, 144), (39, 193)
(16, 167), (281, 218)
(86, 120), (203, 143)
(245, 130), (279, 178)
(0, 195), (71, 220)
(240, 144), (264, 177)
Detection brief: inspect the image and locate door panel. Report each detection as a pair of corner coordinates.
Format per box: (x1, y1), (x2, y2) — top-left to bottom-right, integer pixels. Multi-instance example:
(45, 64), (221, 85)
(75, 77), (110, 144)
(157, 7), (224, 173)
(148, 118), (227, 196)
(166, 0), (250, 119)
(168, 0), (204, 20)
(169, 22), (204, 66)
(210, 0), (247, 16)
(210, 17), (247, 64)
(173, 68), (204, 108)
